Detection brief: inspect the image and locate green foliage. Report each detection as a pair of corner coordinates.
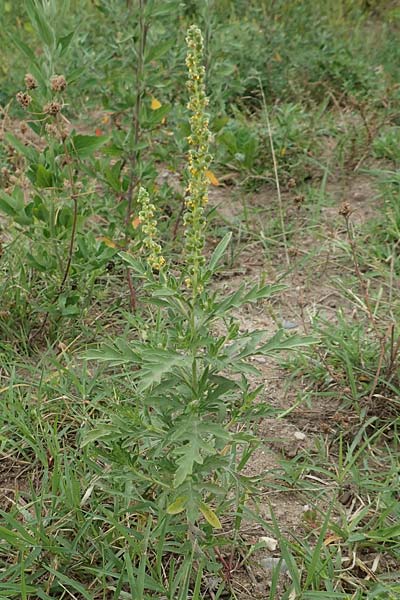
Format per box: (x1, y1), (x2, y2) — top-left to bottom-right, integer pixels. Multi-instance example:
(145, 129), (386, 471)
(82, 246), (313, 519)
(373, 127), (400, 163)
(0, 1), (399, 598)
(80, 29), (316, 538)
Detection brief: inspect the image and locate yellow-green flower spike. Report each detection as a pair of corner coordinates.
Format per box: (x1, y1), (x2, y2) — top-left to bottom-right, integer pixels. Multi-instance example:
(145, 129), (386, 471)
(184, 25), (212, 293)
(138, 186), (166, 272)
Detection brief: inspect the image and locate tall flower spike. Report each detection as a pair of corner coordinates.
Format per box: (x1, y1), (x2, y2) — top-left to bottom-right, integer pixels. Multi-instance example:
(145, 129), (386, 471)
(184, 25), (212, 293)
(138, 186), (165, 272)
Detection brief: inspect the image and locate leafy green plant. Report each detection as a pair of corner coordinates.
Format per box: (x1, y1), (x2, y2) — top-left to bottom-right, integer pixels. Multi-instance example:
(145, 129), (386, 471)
(0, 0), (122, 337)
(218, 118), (260, 173)
(82, 25), (315, 565)
(372, 127), (400, 163)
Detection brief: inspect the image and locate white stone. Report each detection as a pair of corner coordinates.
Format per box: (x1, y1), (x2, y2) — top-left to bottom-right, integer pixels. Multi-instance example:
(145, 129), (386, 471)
(259, 536), (278, 552)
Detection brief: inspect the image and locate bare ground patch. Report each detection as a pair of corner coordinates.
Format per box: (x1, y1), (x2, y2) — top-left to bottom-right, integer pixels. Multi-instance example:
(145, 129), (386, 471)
(205, 171), (399, 597)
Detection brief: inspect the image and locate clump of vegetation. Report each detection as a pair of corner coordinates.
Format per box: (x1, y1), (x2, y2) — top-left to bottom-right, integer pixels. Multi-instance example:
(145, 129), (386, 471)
(0, 1), (399, 598)
(83, 21), (314, 559)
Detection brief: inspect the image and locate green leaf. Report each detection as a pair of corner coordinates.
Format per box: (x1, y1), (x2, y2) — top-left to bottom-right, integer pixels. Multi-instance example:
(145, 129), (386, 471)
(212, 286), (245, 315)
(174, 435), (203, 488)
(145, 39), (174, 63)
(211, 283), (286, 318)
(0, 188), (25, 214)
(0, 511), (37, 549)
(368, 523), (400, 540)
(0, 583), (38, 595)
(103, 160), (123, 192)
(208, 232), (232, 272)
(35, 591), (54, 600)
(83, 342), (139, 365)
(5, 133), (38, 162)
(138, 349), (188, 392)
(57, 31), (74, 56)
(143, 104), (170, 127)
(348, 523), (400, 543)
(25, 0), (56, 49)
(198, 421), (231, 441)
(70, 134), (109, 158)
(119, 252), (147, 275)
(224, 330), (266, 361)
(258, 331), (318, 354)
(0, 189), (29, 225)
(81, 426), (114, 447)
(35, 164), (53, 188)
(145, 0), (179, 18)
(202, 483), (226, 496)
(0, 526), (30, 550)
(15, 212), (34, 226)
(242, 283), (287, 303)
(167, 496), (188, 515)
(67, 66), (86, 84)
(199, 502), (222, 529)
(0, 191), (19, 217)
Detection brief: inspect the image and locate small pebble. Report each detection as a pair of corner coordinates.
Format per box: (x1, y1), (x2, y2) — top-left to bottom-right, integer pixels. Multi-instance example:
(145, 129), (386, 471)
(294, 431), (306, 441)
(253, 356), (267, 364)
(282, 320), (299, 330)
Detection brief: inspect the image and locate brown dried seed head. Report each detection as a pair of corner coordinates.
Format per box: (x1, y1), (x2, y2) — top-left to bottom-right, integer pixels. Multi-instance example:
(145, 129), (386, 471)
(16, 91), (32, 108)
(51, 75), (67, 92)
(339, 201), (352, 218)
(24, 73), (38, 90)
(20, 121), (28, 134)
(45, 123), (58, 137)
(60, 156), (73, 169)
(44, 101), (62, 115)
(45, 122), (68, 141)
(287, 177), (297, 189)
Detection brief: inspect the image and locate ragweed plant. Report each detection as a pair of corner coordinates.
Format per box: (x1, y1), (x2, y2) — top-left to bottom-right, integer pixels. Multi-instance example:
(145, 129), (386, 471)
(83, 26), (316, 580)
